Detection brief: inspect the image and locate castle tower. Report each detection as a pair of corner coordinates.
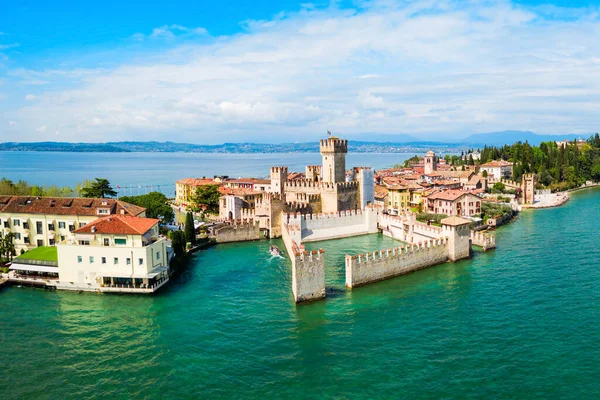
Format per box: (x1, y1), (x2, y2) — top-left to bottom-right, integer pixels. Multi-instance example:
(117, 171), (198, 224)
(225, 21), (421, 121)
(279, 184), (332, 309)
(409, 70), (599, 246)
(441, 216), (471, 262)
(320, 137), (348, 183)
(305, 165), (321, 182)
(270, 166), (288, 194)
(522, 173), (536, 205)
(424, 150), (437, 175)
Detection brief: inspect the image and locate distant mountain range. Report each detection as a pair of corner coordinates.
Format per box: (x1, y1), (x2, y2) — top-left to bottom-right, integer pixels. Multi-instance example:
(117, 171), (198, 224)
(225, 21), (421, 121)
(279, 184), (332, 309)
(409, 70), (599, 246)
(0, 131), (591, 153)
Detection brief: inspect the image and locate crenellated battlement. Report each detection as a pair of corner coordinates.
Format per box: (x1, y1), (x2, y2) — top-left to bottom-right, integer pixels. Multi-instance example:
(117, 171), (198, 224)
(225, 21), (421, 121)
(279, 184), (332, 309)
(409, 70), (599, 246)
(270, 166), (289, 175)
(470, 230), (496, 251)
(319, 138), (348, 153)
(345, 237), (451, 288)
(347, 238), (449, 264)
(283, 179), (358, 192)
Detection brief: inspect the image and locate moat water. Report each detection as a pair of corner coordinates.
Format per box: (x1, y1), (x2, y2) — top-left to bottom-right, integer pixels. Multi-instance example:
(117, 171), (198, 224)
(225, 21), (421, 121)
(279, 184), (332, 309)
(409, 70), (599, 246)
(1, 188), (600, 399)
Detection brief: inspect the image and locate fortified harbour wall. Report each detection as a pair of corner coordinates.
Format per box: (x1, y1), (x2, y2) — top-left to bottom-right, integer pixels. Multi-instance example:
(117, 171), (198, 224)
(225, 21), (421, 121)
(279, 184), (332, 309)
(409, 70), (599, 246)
(281, 222), (325, 303)
(212, 220), (261, 243)
(285, 207), (379, 243)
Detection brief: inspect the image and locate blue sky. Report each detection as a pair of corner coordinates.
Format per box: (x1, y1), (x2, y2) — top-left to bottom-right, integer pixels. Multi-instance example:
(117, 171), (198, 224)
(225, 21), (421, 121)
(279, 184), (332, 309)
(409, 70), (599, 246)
(1, 0), (600, 143)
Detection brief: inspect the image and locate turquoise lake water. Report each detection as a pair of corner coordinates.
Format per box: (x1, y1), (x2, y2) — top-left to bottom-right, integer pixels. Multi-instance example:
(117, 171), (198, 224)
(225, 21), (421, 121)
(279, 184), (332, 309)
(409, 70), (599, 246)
(1, 188), (600, 399)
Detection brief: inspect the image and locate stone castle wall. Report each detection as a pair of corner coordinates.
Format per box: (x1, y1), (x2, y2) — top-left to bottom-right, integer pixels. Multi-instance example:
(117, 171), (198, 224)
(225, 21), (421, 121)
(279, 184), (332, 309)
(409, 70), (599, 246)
(345, 238), (450, 288)
(212, 221), (261, 243)
(285, 208), (379, 243)
(281, 223), (325, 303)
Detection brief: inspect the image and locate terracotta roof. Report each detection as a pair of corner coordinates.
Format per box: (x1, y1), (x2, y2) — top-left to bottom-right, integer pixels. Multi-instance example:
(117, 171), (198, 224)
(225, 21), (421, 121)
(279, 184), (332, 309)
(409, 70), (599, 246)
(176, 178), (216, 186)
(441, 216), (471, 226)
(0, 196), (145, 217)
(428, 190), (472, 201)
(74, 215), (159, 235)
(287, 172), (306, 180)
(219, 187), (261, 196)
(374, 185), (388, 199)
(480, 161), (513, 168)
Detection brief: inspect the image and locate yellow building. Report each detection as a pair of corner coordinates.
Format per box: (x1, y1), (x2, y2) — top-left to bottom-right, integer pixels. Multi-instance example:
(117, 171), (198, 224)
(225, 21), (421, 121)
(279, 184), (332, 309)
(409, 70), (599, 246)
(386, 185), (411, 215)
(175, 178), (217, 205)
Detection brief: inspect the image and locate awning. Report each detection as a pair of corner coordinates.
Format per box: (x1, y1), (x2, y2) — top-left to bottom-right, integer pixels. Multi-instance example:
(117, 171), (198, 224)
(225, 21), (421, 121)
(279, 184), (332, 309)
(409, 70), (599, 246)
(104, 266), (168, 280)
(10, 264), (59, 274)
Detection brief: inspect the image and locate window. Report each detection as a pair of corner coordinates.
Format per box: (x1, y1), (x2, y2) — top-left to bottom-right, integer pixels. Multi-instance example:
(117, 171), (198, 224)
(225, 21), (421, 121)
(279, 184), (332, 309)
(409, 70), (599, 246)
(60, 235), (65, 241)
(156, 251), (160, 260)
(49, 239), (55, 245)
(98, 208), (110, 215)
(58, 222), (66, 229)
(101, 257), (106, 264)
(48, 223), (55, 231)
(114, 238), (127, 246)
(78, 240), (90, 246)
(89, 256), (94, 264)
(15, 233), (21, 240)
(138, 258), (144, 265)
(113, 257), (119, 265)
(77, 256), (82, 263)
(3, 221), (9, 228)
(23, 222), (29, 229)
(24, 237), (30, 244)
(79, 222), (86, 227)
(69, 225), (75, 232)
(13, 219), (20, 226)
(126, 258), (131, 265)
(36, 221), (43, 234)
(36, 239), (43, 247)
(103, 238), (110, 246)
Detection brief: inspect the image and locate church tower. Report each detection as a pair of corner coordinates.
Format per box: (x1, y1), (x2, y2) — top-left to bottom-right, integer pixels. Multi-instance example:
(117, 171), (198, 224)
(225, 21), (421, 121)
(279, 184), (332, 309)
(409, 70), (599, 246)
(320, 137), (348, 183)
(424, 150), (437, 175)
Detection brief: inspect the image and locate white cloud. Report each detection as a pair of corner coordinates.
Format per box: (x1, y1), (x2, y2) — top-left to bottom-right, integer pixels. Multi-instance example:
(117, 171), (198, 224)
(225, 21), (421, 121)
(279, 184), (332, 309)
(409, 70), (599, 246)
(4, 1), (600, 142)
(35, 126), (47, 133)
(0, 43), (19, 50)
(8, 121), (17, 126)
(133, 24), (209, 40)
(24, 94), (36, 100)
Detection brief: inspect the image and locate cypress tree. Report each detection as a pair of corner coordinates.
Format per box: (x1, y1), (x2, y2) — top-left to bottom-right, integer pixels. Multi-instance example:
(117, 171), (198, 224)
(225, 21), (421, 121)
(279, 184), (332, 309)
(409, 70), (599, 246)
(184, 212), (196, 245)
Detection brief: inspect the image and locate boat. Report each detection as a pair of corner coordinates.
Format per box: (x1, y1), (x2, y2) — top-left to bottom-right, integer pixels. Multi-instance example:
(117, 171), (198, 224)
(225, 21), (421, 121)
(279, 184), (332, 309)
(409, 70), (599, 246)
(269, 246), (282, 257)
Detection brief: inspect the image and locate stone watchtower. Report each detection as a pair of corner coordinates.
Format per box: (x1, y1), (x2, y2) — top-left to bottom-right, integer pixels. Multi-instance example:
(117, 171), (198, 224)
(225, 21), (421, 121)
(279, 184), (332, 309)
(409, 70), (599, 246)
(270, 166), (288, 194)
(320, 137), (348, 183)
(521, 173), (536, 205)
(424, 150), (437, 175)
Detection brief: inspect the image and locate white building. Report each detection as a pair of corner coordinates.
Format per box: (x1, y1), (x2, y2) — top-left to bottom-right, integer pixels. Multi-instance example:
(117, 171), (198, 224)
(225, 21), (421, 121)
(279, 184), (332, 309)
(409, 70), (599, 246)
(479, 161), (513, 181)
(0, 196), (146, 253)
(56, 215), (170, 293)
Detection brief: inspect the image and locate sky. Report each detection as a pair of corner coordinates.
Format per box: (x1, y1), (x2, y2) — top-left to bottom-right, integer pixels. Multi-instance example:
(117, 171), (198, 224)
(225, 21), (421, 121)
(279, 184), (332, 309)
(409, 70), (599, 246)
(1, 0), (600, 144)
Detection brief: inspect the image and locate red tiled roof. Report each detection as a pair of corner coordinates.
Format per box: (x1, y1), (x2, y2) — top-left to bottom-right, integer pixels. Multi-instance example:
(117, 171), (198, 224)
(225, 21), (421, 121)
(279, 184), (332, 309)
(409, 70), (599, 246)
(74, 215), (159, 235)
(428, 190), (479, 201)
(0, 196), (145, 217)
(480, 161), (513, 168)
(176, 178), (217, 186)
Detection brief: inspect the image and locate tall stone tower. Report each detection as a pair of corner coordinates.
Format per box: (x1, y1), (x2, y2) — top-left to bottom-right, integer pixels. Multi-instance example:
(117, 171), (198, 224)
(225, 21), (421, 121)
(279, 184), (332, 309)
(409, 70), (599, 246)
(424, 150), (437, 175)
(270, 166), (288, 194)
(521, 173), (536, 205)
(320, 137), (347, 183)
(442, 216), (471, 262)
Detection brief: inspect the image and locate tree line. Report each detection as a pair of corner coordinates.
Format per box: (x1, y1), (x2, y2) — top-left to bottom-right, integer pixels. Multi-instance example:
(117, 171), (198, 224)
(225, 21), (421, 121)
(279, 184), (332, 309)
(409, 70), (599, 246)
(480, 134), (600, 190)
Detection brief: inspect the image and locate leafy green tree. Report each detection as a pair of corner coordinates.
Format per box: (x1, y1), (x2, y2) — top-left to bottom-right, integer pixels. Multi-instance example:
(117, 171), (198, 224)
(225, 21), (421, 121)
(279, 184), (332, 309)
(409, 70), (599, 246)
(492, 182), (506, 193)
(482, 170), (488, 178)
(169, 230), (186, 256)
(119, 192), (175, 223)
(0, 231), (16, 262)
(191, 184), (221, 214)
(81, 178), (117, 198)
(184, 212), (196, 245)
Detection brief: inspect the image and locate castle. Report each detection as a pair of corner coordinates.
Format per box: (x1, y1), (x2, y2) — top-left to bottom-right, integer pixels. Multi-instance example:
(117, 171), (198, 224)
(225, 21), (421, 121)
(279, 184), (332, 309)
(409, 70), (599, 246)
(219, 136), (375, 237)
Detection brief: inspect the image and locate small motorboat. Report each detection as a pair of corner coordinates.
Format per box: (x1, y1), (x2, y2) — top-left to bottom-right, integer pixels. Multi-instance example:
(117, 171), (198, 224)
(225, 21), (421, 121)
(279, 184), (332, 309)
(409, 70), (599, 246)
(269, 246), (282, 257)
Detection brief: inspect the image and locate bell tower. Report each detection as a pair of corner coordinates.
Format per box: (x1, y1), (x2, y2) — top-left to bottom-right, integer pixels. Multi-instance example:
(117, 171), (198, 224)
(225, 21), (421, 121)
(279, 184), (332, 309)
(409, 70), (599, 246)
(424, 150), (437, 175)
(320, 137), (348, 183)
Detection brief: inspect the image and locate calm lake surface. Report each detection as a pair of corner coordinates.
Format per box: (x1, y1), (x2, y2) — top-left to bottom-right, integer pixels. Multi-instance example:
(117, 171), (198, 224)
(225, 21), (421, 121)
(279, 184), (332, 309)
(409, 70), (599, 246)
(0, 152), (417, 196)
(1, 187), (599, 398)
